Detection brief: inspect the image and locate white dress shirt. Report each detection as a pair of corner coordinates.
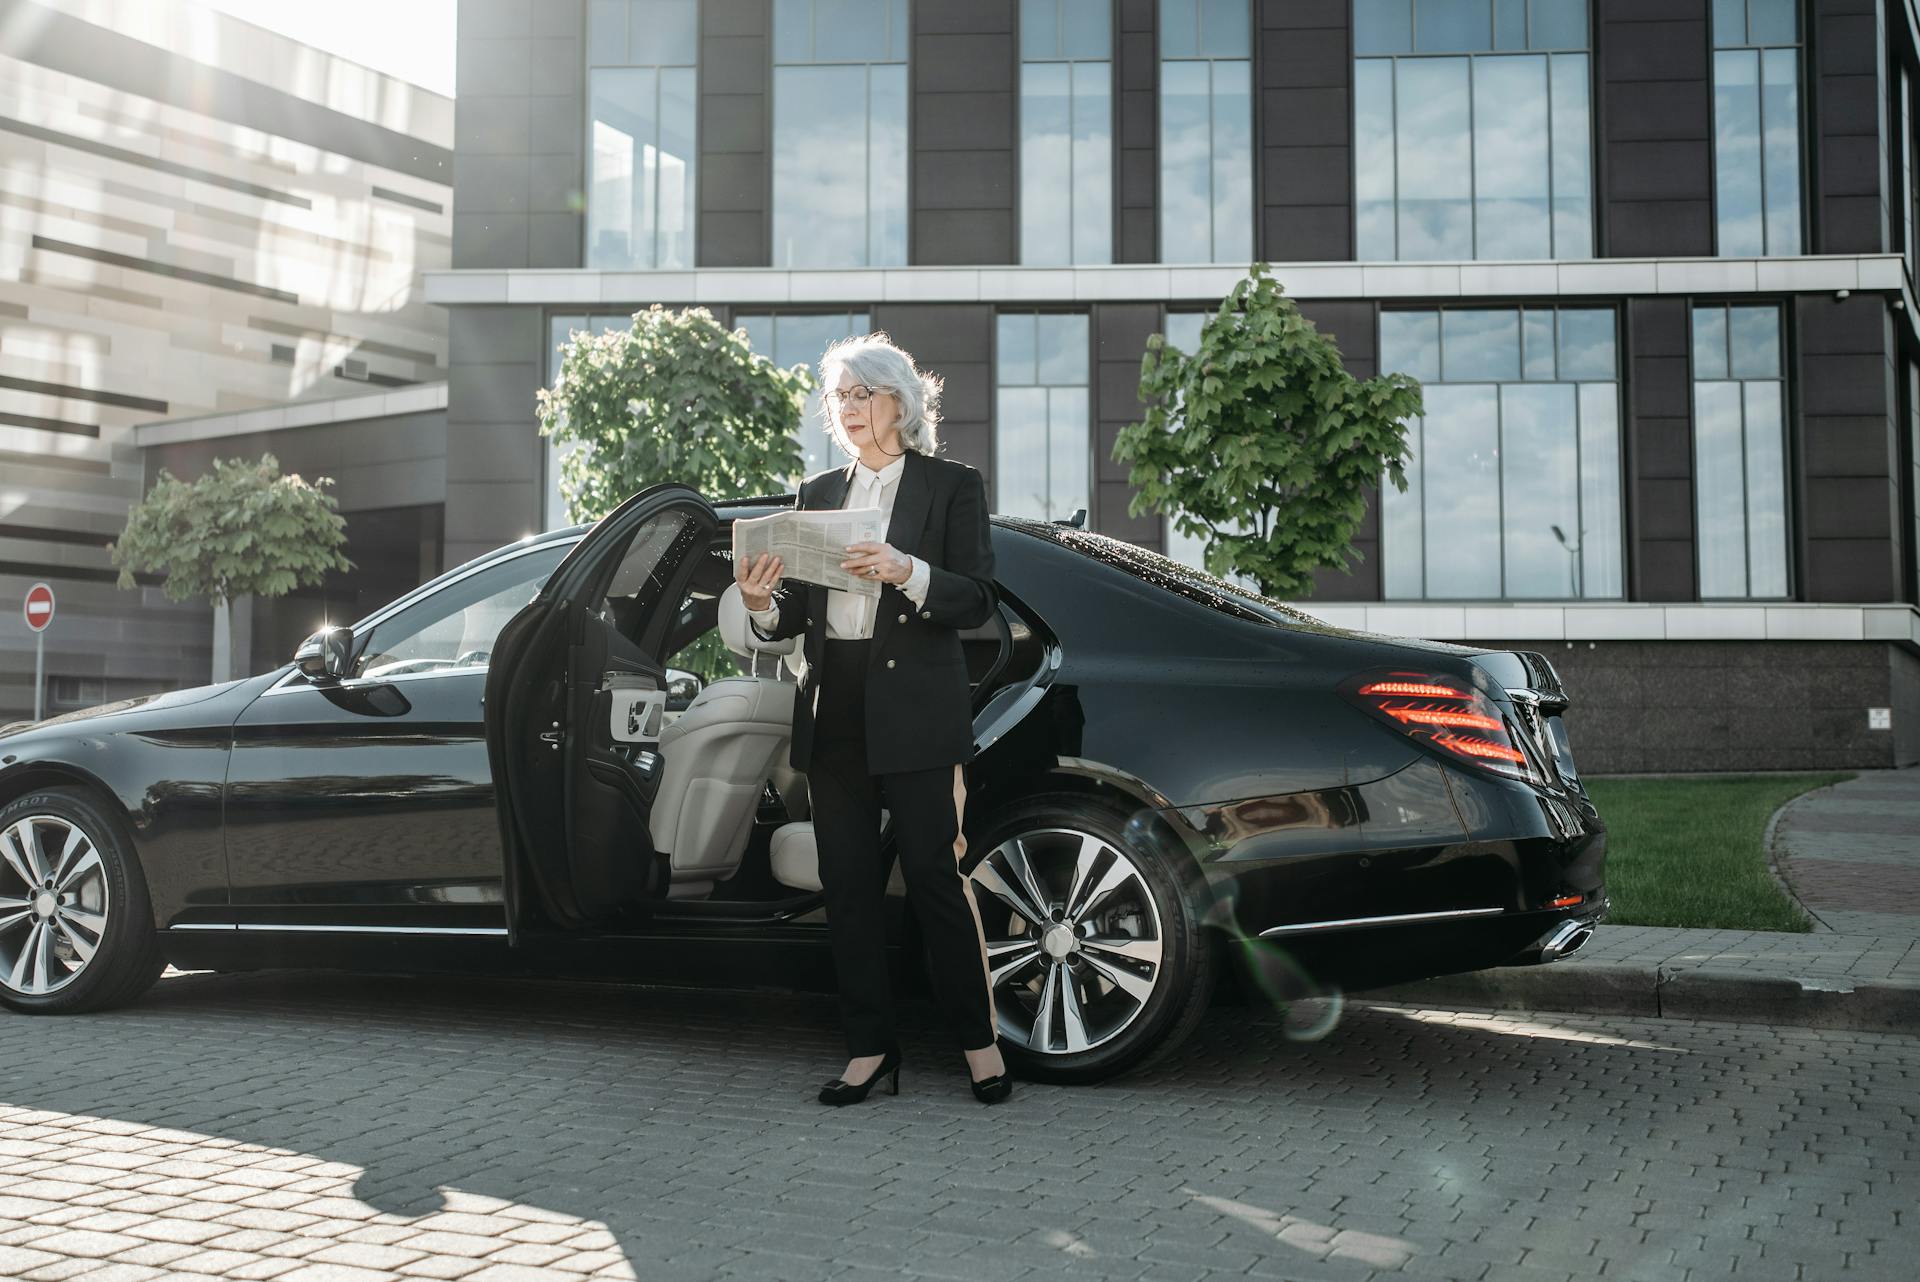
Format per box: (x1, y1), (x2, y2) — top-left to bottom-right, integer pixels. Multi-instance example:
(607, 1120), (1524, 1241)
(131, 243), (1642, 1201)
(748, 455), (931, 641)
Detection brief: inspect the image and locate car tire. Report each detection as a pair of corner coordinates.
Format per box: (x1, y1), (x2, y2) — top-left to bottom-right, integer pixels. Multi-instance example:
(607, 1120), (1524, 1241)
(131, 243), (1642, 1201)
(963, 792), (1215, 1084)
(0, 787), (165, 1015)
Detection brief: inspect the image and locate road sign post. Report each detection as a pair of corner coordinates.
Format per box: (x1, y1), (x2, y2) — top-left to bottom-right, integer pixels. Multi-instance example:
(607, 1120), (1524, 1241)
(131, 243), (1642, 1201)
(24, 582), (54, 721)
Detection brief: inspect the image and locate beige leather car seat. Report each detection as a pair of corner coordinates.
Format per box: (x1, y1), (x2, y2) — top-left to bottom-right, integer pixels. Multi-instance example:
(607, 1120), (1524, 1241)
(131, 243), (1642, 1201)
(648, 584), (800, 896)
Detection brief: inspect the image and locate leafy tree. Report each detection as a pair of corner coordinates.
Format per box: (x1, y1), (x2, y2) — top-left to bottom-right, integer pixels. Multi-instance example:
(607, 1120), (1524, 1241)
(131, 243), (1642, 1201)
(537, 304), (815, 680)
(1113, 263), (1424, 598)
(108, 453), (351, 682)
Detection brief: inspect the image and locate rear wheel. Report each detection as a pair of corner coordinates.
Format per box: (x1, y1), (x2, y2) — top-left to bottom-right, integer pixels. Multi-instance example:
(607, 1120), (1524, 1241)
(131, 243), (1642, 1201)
(965, 794), (1214, 1083)
(0, 788), (164, 1014)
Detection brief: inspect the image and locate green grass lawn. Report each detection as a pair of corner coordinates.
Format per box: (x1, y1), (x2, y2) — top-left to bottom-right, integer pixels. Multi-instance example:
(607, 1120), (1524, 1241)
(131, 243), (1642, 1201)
(1582, 773), (1853, 932)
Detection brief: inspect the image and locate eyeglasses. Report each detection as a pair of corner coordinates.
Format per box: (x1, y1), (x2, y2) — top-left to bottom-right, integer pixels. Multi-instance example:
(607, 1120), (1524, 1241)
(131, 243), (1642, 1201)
(823, 384), (893, 410)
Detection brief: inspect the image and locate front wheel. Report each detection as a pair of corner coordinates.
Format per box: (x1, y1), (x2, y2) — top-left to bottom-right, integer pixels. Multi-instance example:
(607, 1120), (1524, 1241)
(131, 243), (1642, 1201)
(0, 788), (165, 1014)
(964, 793), (1215, 1083)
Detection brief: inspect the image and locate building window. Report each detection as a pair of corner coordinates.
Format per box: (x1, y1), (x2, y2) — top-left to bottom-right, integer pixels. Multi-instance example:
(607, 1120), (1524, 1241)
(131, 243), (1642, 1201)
(1158, 0), (1252, 264)
(586, 0), (697, 270)
(1904, 66), (1917, 282)
(1355, 0), (1593, 261)
(996, 312), (1089, 521)
(1711, 0), (1802, 256)
(1911, 365), (1920, 604)
(771, 0), (909, 267)
(1691, 304), (1789, 598)
(1020, 0), (1113, 265)
(1379, 305), (1623, 599)
(735, 311), (871, 480)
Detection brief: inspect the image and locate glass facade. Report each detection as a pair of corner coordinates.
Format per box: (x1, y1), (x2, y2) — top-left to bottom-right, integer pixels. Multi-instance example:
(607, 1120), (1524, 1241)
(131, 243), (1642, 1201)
(996, 312), (1090, 520)
(1692, 304), (1789, 598)
(1158, 0), (1253, 264)
(1355, 0), (1593, 261)
(1379, 305), (1623, 599)
(735, 311), (872, 479)
(771, 0), (909, 267)
(1711, 0), (1802, 256)
(1020, 0), (1113, 265)
(586, 0), (698, 270)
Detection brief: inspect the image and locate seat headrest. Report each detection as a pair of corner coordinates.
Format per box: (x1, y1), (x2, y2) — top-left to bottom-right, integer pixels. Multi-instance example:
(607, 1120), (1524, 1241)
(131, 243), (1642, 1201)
(718, 581), (796, 658)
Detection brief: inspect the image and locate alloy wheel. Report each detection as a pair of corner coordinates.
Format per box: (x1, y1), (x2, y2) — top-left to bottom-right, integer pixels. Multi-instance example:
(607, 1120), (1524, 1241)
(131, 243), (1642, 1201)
(0, 815), (111, 996)
(969, 826), (1165, 1055)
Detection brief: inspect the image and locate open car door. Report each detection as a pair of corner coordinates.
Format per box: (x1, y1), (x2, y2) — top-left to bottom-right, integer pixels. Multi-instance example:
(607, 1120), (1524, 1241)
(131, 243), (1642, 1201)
(486, 485), (717, 939)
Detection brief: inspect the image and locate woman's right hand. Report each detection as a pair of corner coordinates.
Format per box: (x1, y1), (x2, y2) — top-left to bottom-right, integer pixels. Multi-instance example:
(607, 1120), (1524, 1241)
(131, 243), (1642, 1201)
(737, 552), (784, 612)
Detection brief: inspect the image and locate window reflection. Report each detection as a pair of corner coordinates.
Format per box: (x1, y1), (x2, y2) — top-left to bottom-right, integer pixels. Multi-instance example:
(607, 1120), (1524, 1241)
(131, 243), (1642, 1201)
(1159, 0), (1253, 264)
(997, 313), (1090, 521)
(585, 0), (698, 270)
(1022, 1), (1113, 265)
(772, 0), (909, 267)
(1355, 2), (1592, 261)
(735, 312), (872, 481)
(1692, 304), (1789, 597)
(1712, 1), (1801, 256)
(1381, 305), (1623, 599)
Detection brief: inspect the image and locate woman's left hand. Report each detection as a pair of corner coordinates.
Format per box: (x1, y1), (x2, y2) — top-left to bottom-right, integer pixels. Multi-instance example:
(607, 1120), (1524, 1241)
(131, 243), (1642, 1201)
(842, 541), (912, 585)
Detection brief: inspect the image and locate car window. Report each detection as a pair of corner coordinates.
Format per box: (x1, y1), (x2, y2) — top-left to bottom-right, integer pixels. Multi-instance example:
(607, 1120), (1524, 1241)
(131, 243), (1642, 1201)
(353, 545), (567, 680)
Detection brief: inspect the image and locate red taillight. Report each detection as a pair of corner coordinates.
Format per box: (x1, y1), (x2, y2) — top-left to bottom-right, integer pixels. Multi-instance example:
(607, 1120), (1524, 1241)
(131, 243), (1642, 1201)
(1345, 670), (1540, 781)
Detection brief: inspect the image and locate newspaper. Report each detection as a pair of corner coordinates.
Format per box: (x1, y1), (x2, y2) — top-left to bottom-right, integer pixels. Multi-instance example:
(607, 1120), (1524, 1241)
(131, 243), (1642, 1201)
(731, 507), (887, 597)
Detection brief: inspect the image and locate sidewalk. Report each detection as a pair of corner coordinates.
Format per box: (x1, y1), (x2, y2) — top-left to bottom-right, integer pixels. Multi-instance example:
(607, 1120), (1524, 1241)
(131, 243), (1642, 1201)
(1364, 767), (1920, 1033)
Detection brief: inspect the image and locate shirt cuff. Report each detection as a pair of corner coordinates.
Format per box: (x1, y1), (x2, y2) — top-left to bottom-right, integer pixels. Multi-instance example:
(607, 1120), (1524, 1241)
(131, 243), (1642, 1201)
(902, 555), (931, 609)
(747, 603), (781, 637)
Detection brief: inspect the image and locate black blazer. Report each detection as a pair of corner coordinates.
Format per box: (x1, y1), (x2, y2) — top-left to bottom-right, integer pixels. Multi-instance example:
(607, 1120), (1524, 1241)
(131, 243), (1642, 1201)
(750, 449), (997, 774)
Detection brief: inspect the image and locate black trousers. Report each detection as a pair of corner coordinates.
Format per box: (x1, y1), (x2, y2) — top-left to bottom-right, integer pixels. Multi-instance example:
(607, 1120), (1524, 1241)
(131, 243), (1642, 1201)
(809, 637), (997, 1057)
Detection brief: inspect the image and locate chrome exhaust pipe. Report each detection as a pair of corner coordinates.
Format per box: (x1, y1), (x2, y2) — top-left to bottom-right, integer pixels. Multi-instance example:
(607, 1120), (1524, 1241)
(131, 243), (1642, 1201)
(1536, 919), (1593, 964)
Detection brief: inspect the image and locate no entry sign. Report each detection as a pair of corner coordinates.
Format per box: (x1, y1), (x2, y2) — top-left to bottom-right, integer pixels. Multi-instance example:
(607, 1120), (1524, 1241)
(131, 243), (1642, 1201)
(24, 582), (54, 633)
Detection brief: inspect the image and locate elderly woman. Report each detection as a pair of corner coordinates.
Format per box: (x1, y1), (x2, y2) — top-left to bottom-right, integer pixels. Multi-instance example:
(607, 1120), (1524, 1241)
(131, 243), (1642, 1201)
(735, 332), (1011, 1106)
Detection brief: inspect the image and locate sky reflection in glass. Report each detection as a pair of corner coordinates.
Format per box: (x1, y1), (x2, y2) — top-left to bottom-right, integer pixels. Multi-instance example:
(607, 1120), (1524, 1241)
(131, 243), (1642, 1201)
(1380, 305), (1621, 599)
(1691, 304), (1788, 597)
(997, 314), (1090, 522)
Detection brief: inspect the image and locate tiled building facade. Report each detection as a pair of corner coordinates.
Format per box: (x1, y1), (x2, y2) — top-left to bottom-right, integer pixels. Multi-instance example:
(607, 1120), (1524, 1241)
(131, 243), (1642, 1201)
(0, 0), (452, 717)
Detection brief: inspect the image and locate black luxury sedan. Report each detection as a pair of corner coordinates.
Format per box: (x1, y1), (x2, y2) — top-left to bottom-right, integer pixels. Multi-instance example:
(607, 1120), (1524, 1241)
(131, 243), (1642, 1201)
(0, 483), (1606, 1081)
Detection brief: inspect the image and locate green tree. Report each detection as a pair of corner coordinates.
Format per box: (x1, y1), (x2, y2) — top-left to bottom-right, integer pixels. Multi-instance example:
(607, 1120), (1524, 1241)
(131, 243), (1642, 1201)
(108, 453), (351, 683)
(1113, 263), (1423, 598)
(537, 304), (815, 680)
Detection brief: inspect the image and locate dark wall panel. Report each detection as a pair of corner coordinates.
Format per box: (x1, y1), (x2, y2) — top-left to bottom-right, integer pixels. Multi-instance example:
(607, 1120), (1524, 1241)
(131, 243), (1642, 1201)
(1597, 0), (1713, 256)
(1092, 304), (1162, 546)
(1813, 0), (1888, 253)
(1257, 0), (1352, 260)
(1796, 294), (1903, 599)
(454, 0), (584, 269)
(911, 2), (1015, 263)
(869, 305), (994, 478)
(444, 306), (546, 567)
(1627, 297), (1695, 600)
(1117, 0), (1158, 262)
(699, 0), (770, 266)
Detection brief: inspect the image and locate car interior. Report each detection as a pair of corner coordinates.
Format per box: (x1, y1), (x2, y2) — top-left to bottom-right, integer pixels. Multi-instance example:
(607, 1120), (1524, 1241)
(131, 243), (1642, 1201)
(637, 535), (1019, 911)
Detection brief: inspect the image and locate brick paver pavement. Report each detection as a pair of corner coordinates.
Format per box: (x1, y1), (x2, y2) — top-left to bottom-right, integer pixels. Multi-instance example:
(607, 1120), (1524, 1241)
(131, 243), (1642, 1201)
(2, 969), (1916, 1282)
(1775, 767), (1920, 937)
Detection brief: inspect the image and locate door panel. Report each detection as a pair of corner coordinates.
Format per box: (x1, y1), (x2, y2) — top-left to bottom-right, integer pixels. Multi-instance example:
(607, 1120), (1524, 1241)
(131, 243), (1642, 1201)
(489, 487), (717, 935)
(226, 542), (567, 922)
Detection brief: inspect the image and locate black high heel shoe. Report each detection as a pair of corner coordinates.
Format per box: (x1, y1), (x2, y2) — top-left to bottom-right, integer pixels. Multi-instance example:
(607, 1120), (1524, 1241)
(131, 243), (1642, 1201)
(968, 1071), (1013, 1105)
(817, 1046), (902, 1106)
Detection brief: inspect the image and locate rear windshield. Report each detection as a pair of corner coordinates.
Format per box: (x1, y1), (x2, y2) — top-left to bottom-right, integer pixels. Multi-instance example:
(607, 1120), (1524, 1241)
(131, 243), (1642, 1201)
(1000, 518), (1320, 629)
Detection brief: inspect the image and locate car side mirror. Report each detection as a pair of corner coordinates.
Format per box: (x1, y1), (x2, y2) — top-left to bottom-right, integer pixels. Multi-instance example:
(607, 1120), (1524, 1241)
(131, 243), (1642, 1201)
(294, 627), (353, 684)
(664, 667), (702, 712)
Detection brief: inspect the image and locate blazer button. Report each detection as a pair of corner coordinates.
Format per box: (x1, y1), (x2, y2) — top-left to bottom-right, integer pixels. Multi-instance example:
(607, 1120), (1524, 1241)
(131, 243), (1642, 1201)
(886, 659), (896, 669)
(897, 612), (908, 624)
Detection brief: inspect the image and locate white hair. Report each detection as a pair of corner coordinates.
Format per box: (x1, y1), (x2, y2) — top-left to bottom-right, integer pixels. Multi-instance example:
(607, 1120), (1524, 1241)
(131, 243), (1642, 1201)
(817, 331), (943, 458)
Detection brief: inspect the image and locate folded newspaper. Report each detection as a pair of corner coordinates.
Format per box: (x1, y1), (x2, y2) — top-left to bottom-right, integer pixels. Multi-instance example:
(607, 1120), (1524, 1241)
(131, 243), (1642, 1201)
(732, 507), (887, 597)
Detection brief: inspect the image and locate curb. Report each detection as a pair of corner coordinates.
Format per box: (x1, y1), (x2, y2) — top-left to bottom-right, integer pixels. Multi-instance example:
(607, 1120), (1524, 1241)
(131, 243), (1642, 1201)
(1358, 963), (1920, 1034)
